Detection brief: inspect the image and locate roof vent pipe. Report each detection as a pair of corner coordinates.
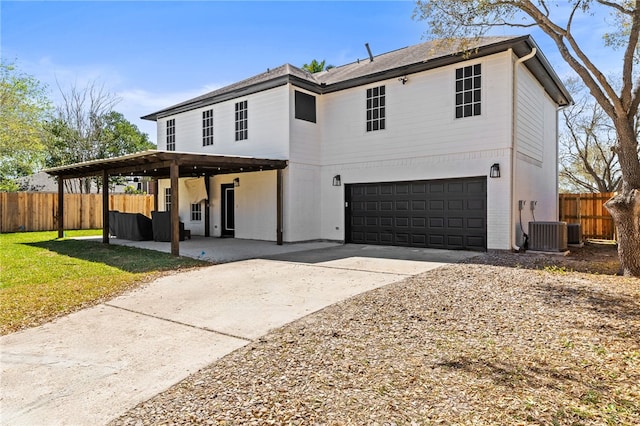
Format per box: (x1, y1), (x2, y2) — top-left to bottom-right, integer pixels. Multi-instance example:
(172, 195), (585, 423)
(365, 43), (374, 62)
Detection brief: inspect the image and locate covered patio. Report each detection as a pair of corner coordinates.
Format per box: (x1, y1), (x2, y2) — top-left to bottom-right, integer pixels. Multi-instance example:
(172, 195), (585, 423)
(44, 150), (288, 256)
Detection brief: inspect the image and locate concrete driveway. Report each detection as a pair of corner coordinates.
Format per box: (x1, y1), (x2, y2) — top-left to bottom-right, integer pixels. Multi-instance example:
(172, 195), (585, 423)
(0, 244), (478, 425)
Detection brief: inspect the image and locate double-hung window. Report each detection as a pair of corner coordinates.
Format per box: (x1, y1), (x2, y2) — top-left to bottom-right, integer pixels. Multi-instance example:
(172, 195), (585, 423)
(166, 119), (176, 151)
(191, 203), (202, 221)
(366, 85), (385, 132)
(202, 109), (214, 146)
(235, 100), (248, 141)
(455, 64), (481, 118)
(164, 188), (172, 211)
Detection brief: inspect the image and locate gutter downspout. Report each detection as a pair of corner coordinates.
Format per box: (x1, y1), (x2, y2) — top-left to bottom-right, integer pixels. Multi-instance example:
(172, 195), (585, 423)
(511, 47), (537, 251)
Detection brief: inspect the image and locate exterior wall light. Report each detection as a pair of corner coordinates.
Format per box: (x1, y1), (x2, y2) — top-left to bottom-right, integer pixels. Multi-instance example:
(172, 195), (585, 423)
(490, 163), (501, 178)
(332, 175), (341, 186)
(233, 177), (240, 187)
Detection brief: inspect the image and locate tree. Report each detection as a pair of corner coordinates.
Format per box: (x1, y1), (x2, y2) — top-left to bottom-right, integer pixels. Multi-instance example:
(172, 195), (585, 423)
(302, 59), (334, 73)
(0, 61), (52, 191)
(414, 0), (640, 276)
(559, 77), (636, 193)
(45, 82), (155, 193)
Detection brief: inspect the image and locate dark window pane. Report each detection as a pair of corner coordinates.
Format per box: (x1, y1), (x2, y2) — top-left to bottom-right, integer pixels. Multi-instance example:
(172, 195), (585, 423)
(373, 109), (379, 119)
(474, 104), (481, 116)
(464, 92), (472, 103)
(380, 107), (385, 118)
(464, 79), (472, 90)
(366, 99), (372, 109)
(464, 104), (472, 117)
(367, 122), (372, 132)
(380, 86), (385, 95)
(456, 106), (463, 118)
(367, 88), (372, 97)
(474, 64), (481, 75)
(373, 98), (378, 108)
(380, 119), (385, 129)
(367, 110), (372, 120)
(474, 76), (481, 88)
(456, 80), (463, 92)
(456, 93), (463, 105)
(456, 68), (463, 79)
(464, 66), (472, 77)
(373, 87), (378, 96)
(373, 121), (379, 131)
(379, 97), (385, 107)
(474, 89), (481, 102)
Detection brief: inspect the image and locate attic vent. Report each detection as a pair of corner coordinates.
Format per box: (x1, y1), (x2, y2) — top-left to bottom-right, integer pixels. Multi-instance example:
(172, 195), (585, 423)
(529, 222), (568, 252)
(365, 43), (374, 62)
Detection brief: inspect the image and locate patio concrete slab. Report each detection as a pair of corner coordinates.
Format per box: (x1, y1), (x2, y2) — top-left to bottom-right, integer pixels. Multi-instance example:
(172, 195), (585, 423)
(93, 236), (341, 263)
(1, 244), (479, 425)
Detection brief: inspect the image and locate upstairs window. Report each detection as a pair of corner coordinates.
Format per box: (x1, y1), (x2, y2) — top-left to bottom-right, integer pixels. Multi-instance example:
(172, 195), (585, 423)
(164, 187), (171, 211)
(366, 85), (385, 132)
(202, 109), (214, 146)
(166, 118), (176, 151)
(295, 90), (316, 123)
(235, 100), (248, 141)
(455, 64), (481, 118)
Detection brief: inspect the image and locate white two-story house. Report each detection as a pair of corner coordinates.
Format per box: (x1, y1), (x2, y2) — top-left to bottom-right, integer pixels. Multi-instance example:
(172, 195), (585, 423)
(141, 35), (571, 252)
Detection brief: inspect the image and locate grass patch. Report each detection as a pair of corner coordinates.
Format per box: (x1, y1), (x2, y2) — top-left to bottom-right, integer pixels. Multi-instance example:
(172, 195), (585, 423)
(0, 230), (210, 334)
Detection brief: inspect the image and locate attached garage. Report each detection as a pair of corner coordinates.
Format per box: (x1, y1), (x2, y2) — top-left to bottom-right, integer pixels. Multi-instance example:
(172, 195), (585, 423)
(345, 177), (487, 251)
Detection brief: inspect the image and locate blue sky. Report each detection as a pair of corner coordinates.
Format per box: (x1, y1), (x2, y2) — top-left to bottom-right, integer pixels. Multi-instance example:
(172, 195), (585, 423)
(1, 1), (621, 144)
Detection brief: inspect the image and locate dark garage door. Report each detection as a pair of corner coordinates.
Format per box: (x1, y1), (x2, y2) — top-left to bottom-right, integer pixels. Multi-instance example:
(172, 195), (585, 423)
(346, 177), (486, 251)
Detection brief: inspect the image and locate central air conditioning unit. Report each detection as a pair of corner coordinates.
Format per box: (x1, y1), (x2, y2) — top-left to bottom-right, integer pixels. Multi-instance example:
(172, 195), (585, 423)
(529, 221), (568, 252)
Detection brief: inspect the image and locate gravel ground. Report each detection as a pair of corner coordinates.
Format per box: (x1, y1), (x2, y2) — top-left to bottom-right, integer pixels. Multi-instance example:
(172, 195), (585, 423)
(113, 245), (639, 425)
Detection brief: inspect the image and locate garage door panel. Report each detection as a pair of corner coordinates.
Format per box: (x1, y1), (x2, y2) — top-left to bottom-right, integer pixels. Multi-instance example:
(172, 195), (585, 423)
(448, 200), (464, 210)
(396, 184), (410, 195)
(467, 199), (484, 210)
(395, 233), (409, 244)
(429, 217), (445, 228)
(448, 218), (464, 228)
(346, 177), (486, 251)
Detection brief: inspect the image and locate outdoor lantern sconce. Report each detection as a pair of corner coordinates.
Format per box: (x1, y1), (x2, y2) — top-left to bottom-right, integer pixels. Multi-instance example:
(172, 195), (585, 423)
(332, 175), (341, 186)
(233, 177), (240, 187)
(490, 163), (501, 178)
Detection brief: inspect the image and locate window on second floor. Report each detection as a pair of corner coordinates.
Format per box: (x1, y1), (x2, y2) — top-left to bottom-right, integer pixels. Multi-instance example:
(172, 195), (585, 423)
(295, 90), (316, 123)
(455, 64), (481, 118)
(191, 203), (202, 221)
(164, 187), (171, 211)
(235, 100), (248, 141)
(166, 118), (176, 151)
(366, 85), (385, 132)
(202, 109), (214, 146)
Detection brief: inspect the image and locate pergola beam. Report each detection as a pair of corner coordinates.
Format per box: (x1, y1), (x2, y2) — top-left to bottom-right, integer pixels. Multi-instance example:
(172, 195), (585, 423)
(170, 160), (180, 256)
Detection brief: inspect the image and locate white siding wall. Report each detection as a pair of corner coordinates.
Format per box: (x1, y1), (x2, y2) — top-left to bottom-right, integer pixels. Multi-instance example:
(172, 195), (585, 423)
(513, 63), (559, 245)
(156, 85), (290, 159)
(208, 171), (277, 240)
(322, 52), (513, 165)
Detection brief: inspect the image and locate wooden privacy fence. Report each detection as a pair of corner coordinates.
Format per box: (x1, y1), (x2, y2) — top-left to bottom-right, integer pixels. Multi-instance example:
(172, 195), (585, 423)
(559, 192), (615, 240)
(0, 192), (154, 233)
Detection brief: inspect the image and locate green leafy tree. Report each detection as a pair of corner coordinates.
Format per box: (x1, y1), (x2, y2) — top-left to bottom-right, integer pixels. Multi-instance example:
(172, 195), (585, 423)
(302, 59), (334, 73)
(0, 61), (52, 191)
(414, 0), (640, 277)
(45, 82), (155, 193)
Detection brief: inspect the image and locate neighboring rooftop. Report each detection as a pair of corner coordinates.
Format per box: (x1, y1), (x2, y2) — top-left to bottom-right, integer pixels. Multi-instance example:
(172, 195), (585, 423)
(142, 35), (571, 121)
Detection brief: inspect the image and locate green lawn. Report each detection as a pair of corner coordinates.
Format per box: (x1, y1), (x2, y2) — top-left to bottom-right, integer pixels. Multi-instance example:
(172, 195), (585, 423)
(0, 230), (210, 334)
